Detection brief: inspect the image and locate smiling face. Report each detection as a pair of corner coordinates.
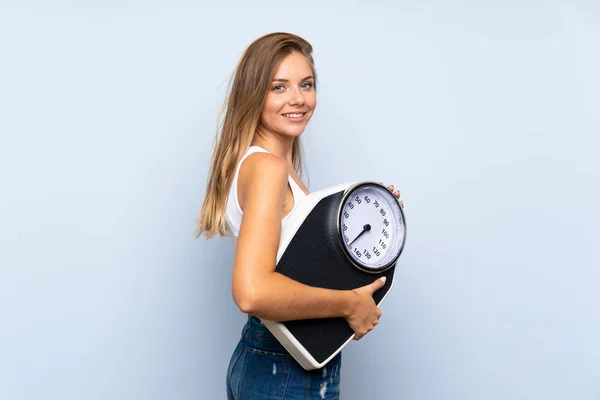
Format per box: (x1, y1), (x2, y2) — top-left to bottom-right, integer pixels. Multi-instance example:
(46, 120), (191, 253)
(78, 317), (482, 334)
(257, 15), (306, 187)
(259, 51), (317, 139)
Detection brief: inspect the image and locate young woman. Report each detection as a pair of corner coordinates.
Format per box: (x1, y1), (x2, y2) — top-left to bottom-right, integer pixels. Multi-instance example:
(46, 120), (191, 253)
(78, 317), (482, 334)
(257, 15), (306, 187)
(197, 32), (402, 400)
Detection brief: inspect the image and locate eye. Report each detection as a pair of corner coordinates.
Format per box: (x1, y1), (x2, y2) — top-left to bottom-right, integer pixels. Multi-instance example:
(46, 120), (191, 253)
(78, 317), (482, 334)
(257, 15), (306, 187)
(301, 82), (314, 89)
(272, 85), (285, 92)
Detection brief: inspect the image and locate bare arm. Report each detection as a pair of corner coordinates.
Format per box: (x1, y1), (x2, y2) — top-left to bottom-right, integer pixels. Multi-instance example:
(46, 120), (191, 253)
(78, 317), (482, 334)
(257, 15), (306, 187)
(231, 153), (349, 320)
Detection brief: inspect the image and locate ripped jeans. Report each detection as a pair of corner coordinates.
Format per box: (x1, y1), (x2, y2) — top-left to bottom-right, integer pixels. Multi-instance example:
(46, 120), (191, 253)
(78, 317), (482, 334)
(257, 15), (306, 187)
(226, 315), (342, 399)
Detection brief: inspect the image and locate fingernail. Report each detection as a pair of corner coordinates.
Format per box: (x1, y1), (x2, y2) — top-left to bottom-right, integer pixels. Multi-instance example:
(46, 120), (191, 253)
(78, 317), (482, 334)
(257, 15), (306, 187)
(379, 276), (387, 283)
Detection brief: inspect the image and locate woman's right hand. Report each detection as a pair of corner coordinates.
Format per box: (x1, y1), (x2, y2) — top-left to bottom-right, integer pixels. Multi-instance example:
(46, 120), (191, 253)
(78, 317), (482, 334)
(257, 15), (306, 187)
(345, 277), (386, 340)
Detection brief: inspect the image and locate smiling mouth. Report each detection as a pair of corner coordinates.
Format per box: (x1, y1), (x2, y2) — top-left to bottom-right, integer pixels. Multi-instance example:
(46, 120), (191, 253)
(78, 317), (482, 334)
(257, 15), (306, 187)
(281, 112), (306, 118)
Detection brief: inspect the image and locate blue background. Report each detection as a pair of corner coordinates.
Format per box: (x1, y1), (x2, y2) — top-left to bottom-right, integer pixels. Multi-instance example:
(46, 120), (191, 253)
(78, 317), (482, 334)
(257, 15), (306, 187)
(1, 1), (599, 399)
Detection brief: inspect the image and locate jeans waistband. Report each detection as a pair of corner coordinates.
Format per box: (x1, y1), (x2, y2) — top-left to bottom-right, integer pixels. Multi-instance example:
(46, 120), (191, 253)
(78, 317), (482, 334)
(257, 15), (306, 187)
(242, 315), (292, 355)
(244, 315), (275, 338)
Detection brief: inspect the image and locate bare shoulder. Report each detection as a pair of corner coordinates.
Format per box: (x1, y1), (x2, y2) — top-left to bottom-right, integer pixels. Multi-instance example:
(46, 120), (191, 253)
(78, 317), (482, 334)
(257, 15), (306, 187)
(238, 152), (289, 211)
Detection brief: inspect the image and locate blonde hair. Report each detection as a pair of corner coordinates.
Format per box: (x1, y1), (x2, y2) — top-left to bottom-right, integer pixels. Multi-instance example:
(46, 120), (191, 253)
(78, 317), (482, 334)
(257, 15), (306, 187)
(195, 32), (317, 238)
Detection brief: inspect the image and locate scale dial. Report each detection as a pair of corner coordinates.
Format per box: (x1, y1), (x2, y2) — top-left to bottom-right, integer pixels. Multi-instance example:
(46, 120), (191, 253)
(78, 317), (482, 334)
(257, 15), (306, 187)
(338, 182), (406, 273)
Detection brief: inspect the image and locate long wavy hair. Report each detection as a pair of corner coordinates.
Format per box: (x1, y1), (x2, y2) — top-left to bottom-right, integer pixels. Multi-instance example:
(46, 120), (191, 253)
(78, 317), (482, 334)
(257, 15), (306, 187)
(195, 32), (316, 238)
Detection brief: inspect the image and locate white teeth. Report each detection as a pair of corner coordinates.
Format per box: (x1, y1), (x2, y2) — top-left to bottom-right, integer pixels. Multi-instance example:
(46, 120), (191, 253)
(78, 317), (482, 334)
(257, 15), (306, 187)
(283, 113), (304, 118)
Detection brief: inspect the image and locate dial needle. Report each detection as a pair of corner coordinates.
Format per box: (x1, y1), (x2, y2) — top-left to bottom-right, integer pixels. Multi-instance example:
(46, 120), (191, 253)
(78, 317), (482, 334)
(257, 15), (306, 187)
(349, 224), (371, 247)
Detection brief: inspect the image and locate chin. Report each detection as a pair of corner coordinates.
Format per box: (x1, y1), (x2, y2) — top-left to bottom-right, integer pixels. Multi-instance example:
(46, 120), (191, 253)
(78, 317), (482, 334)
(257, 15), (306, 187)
(272, 125), (306, 138)
(284, 129), (306, 138)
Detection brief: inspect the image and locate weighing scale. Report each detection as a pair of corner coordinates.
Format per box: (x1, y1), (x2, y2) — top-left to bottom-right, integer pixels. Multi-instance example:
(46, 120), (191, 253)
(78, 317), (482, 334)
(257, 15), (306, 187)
(261, 181), (407, 370)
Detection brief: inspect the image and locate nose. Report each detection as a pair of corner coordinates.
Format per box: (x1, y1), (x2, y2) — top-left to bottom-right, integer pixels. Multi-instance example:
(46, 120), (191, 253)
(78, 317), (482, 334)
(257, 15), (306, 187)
(289, 86), (305, 106)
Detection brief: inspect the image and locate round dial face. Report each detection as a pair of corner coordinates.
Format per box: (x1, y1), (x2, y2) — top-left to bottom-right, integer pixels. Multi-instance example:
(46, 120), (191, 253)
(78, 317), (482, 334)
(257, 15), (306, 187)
(338, 182), (406, 273)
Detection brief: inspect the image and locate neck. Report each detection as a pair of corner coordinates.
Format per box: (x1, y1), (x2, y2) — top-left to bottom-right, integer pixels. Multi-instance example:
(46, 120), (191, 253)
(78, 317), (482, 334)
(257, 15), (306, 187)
(251, 128), (296, 167)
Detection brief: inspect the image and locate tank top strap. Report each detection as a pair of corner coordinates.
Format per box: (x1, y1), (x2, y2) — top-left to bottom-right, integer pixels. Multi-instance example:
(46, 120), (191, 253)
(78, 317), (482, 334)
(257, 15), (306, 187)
(288, 175), (307, 198)
(240, 146), (271, 164)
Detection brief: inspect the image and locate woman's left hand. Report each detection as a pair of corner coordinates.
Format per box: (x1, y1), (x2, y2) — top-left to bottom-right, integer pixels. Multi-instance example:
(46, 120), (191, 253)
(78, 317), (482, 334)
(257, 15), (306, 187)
(381, 182), (404, 208)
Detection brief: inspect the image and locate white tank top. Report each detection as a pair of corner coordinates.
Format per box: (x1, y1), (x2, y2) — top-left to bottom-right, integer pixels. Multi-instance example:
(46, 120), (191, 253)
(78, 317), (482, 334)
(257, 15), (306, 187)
(225, 146), (307, 239)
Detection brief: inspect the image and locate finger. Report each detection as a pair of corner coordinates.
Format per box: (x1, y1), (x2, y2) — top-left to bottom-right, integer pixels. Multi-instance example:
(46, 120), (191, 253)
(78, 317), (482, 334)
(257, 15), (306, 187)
(368, 276), (387, 294)
(393, 190), (400, 198)
(387, 184), (394, 192)
(400, 200), (404, 208)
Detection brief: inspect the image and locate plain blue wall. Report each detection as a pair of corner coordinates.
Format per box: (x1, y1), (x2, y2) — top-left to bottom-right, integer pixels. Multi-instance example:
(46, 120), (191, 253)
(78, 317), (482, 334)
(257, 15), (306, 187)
(1, 1), (599, 399)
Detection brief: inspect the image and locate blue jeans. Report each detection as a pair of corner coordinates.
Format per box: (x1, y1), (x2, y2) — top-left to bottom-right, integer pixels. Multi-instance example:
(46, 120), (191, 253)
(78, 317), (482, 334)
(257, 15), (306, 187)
(227, 315), (342, 399)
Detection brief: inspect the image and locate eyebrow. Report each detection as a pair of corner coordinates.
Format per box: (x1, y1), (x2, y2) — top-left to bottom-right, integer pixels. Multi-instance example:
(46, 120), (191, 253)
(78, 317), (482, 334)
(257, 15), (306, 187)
(272, 76), (314, 82)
